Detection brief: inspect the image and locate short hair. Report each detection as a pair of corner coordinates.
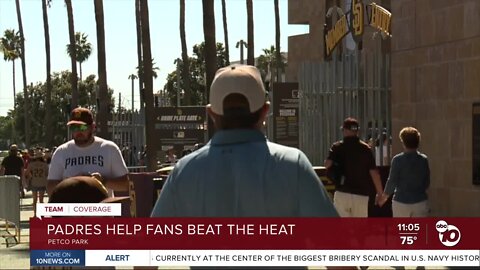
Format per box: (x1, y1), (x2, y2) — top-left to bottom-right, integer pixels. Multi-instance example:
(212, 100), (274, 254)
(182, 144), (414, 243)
(341, 117), (359, 131)
(217, 93), (263, 130)
(399, 127), (420, 149)
(49, 176), (109, 203)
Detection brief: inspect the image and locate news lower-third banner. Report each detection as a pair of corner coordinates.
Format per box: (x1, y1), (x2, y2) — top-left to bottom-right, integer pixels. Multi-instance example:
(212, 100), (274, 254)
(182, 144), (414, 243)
(30, 217), (480, 267)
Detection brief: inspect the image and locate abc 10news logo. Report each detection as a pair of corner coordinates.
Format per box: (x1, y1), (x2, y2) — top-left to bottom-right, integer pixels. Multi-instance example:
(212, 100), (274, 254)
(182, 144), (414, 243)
(435, 220), (461, 247)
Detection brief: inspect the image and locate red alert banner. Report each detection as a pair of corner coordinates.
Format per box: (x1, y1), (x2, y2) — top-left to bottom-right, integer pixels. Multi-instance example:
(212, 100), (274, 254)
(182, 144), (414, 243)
(30, 218), (480, 250)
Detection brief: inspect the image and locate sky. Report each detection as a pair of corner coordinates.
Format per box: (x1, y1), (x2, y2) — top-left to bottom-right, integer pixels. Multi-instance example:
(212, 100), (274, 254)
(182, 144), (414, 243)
(0, 0), (308, 116)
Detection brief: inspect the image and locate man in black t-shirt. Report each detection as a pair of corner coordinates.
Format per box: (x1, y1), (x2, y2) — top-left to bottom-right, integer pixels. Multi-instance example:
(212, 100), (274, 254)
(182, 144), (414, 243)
(1, 144), (25, 197)
(325, 118), (383, 217)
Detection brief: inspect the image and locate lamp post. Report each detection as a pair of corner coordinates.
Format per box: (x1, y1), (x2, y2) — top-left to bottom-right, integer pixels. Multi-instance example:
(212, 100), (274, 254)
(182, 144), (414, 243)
(236, 39), (247, 64)
(199, 72), (207, 105)
(176, 60), (181, 107)
(65, 94), (72, 141)
(128, 74), (138, 112)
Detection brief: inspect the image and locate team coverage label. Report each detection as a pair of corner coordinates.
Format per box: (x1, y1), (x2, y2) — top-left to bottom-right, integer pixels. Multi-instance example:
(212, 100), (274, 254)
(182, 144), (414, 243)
(36, 203), (121, 217)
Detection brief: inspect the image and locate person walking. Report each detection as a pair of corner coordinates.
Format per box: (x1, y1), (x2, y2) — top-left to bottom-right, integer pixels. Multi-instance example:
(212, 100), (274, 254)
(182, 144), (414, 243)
(0, 144), (25, 197)
(25, 149), (49, 216)
(325, 117), (384, 217)
(47, 107), (129, 196)
(164, 147), (177, 164)
(375, 132), (391, 166)
(151, 65), (337, 218)
(378, 127), (430, 217)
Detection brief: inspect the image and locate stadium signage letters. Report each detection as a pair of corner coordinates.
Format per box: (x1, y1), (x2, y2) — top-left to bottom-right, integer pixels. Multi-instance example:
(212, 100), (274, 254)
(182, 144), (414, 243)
(325, 0), (392, 57)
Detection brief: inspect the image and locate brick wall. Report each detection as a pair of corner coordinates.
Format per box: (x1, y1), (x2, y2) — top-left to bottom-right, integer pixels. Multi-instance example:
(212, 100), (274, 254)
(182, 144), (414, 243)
(286, 1), (325, 81)
(391, 0), (480, 216)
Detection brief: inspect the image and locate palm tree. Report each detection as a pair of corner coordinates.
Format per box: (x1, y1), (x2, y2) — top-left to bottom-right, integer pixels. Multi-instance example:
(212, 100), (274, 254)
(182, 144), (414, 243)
(202, 0), (216, 139)
(202, 0), (216, 102)
(0, 29), (21, 106)
(140, 0), (156, 171)
(65, 0), (78, 109)
(246, 0), (254, 66)
(179, 0), (191, 105)
(274, 0), (281, 82)
(136, 59), (159, 79)
(221, 0), (229, 65)
(66, 32), (92, 80)
(15, 0), (30, 147)
(256, 45), (287, 89)
(0, 29), (21, 143)
(42, 0), (53, 146)
(94, 0), (109, 139)
(135, 0), (143, 113)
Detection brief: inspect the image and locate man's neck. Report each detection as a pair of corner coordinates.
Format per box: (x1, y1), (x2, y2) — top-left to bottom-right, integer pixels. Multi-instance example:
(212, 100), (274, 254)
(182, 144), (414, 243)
(75, 136), (95, 148)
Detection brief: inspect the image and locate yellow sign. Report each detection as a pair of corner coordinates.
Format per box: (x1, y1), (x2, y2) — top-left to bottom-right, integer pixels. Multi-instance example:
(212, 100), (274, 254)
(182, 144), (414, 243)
(325, 15), (349, 57)
(324, 1), (392, 57)
(352, 0), (364, 37)
(369, 3), (392, 37)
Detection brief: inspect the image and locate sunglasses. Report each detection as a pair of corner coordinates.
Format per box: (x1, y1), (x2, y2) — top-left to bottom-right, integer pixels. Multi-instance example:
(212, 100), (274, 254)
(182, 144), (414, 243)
(69, 124), (89, 132)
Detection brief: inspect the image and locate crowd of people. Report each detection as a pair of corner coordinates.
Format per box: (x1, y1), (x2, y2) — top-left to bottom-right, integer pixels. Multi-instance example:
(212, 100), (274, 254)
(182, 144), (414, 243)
(0, 144), (55, 216)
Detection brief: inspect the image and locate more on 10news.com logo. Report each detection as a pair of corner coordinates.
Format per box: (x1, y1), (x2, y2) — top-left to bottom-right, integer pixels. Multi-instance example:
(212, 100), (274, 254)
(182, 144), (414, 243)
(435, 220), (461, 247)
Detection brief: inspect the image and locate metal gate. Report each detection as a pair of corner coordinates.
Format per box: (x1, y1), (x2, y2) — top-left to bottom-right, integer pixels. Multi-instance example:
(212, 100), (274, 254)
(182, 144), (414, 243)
(111, 110), (145, 168)
(298, 51), (391, 166)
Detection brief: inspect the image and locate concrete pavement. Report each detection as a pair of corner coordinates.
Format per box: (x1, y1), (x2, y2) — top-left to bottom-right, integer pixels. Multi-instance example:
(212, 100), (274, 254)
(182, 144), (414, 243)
(0, 191), (33, 269)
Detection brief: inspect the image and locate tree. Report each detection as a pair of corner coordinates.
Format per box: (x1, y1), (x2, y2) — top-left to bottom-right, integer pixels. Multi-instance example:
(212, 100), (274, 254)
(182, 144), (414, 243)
(163, 42), (228, 106)
(0, 29), (21, 106)
(246, 0), (254, 65)
(202, 0), (216, 104)
(66, 32), (92, 80)
(42, 0), (54, 146)
(135, 0), (144, 113)
(136, 58), (159, 79)
(221, 0), (229, 65)
(179, 0), (191, 105)
(274, 0), (282, 82)
(94, 0), (109, 139)
(8, 71), (114, 147)
(15, 0), (30, 147)
(191, 42), (227, 78)
(140, 0), (157, 171)
(256, 45), (287, 90)
(65, 0), (79, 109)
(0, 115), (15, 149)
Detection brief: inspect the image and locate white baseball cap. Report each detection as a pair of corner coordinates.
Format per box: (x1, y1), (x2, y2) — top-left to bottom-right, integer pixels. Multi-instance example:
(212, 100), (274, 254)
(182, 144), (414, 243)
(209, 65), (266, 115)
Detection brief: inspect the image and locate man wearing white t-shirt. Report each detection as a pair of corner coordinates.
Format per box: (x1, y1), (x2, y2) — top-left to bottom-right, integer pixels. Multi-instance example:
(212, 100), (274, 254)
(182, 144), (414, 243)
(47, 107), (129, 196)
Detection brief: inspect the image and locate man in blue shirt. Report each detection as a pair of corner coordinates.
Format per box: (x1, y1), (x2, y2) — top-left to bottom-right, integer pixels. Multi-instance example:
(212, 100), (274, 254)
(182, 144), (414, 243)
(151, 65), (337, 218)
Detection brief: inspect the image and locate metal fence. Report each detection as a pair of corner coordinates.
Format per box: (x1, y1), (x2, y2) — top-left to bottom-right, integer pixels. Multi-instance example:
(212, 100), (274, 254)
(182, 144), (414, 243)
(298, 51), (391, 166)
(111, 110), (145, 167)
(0, 176), (21, 246)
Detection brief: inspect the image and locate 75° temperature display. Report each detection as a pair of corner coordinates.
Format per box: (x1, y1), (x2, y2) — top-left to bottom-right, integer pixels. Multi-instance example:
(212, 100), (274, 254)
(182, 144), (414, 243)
(397, 223), (420, 245)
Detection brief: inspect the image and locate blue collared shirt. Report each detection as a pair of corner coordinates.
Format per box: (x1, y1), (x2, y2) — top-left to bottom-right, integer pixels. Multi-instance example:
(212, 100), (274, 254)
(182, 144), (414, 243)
(151, 129), (338, 217)
(384, 151), (430, 204)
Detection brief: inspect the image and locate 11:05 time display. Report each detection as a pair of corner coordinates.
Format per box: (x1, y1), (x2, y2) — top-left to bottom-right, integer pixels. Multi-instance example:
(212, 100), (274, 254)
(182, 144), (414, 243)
(397, 223), (420, 231)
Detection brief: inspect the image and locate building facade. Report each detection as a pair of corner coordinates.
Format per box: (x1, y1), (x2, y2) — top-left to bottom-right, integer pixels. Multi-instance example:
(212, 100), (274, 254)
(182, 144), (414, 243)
(287, 0), (480, 216)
